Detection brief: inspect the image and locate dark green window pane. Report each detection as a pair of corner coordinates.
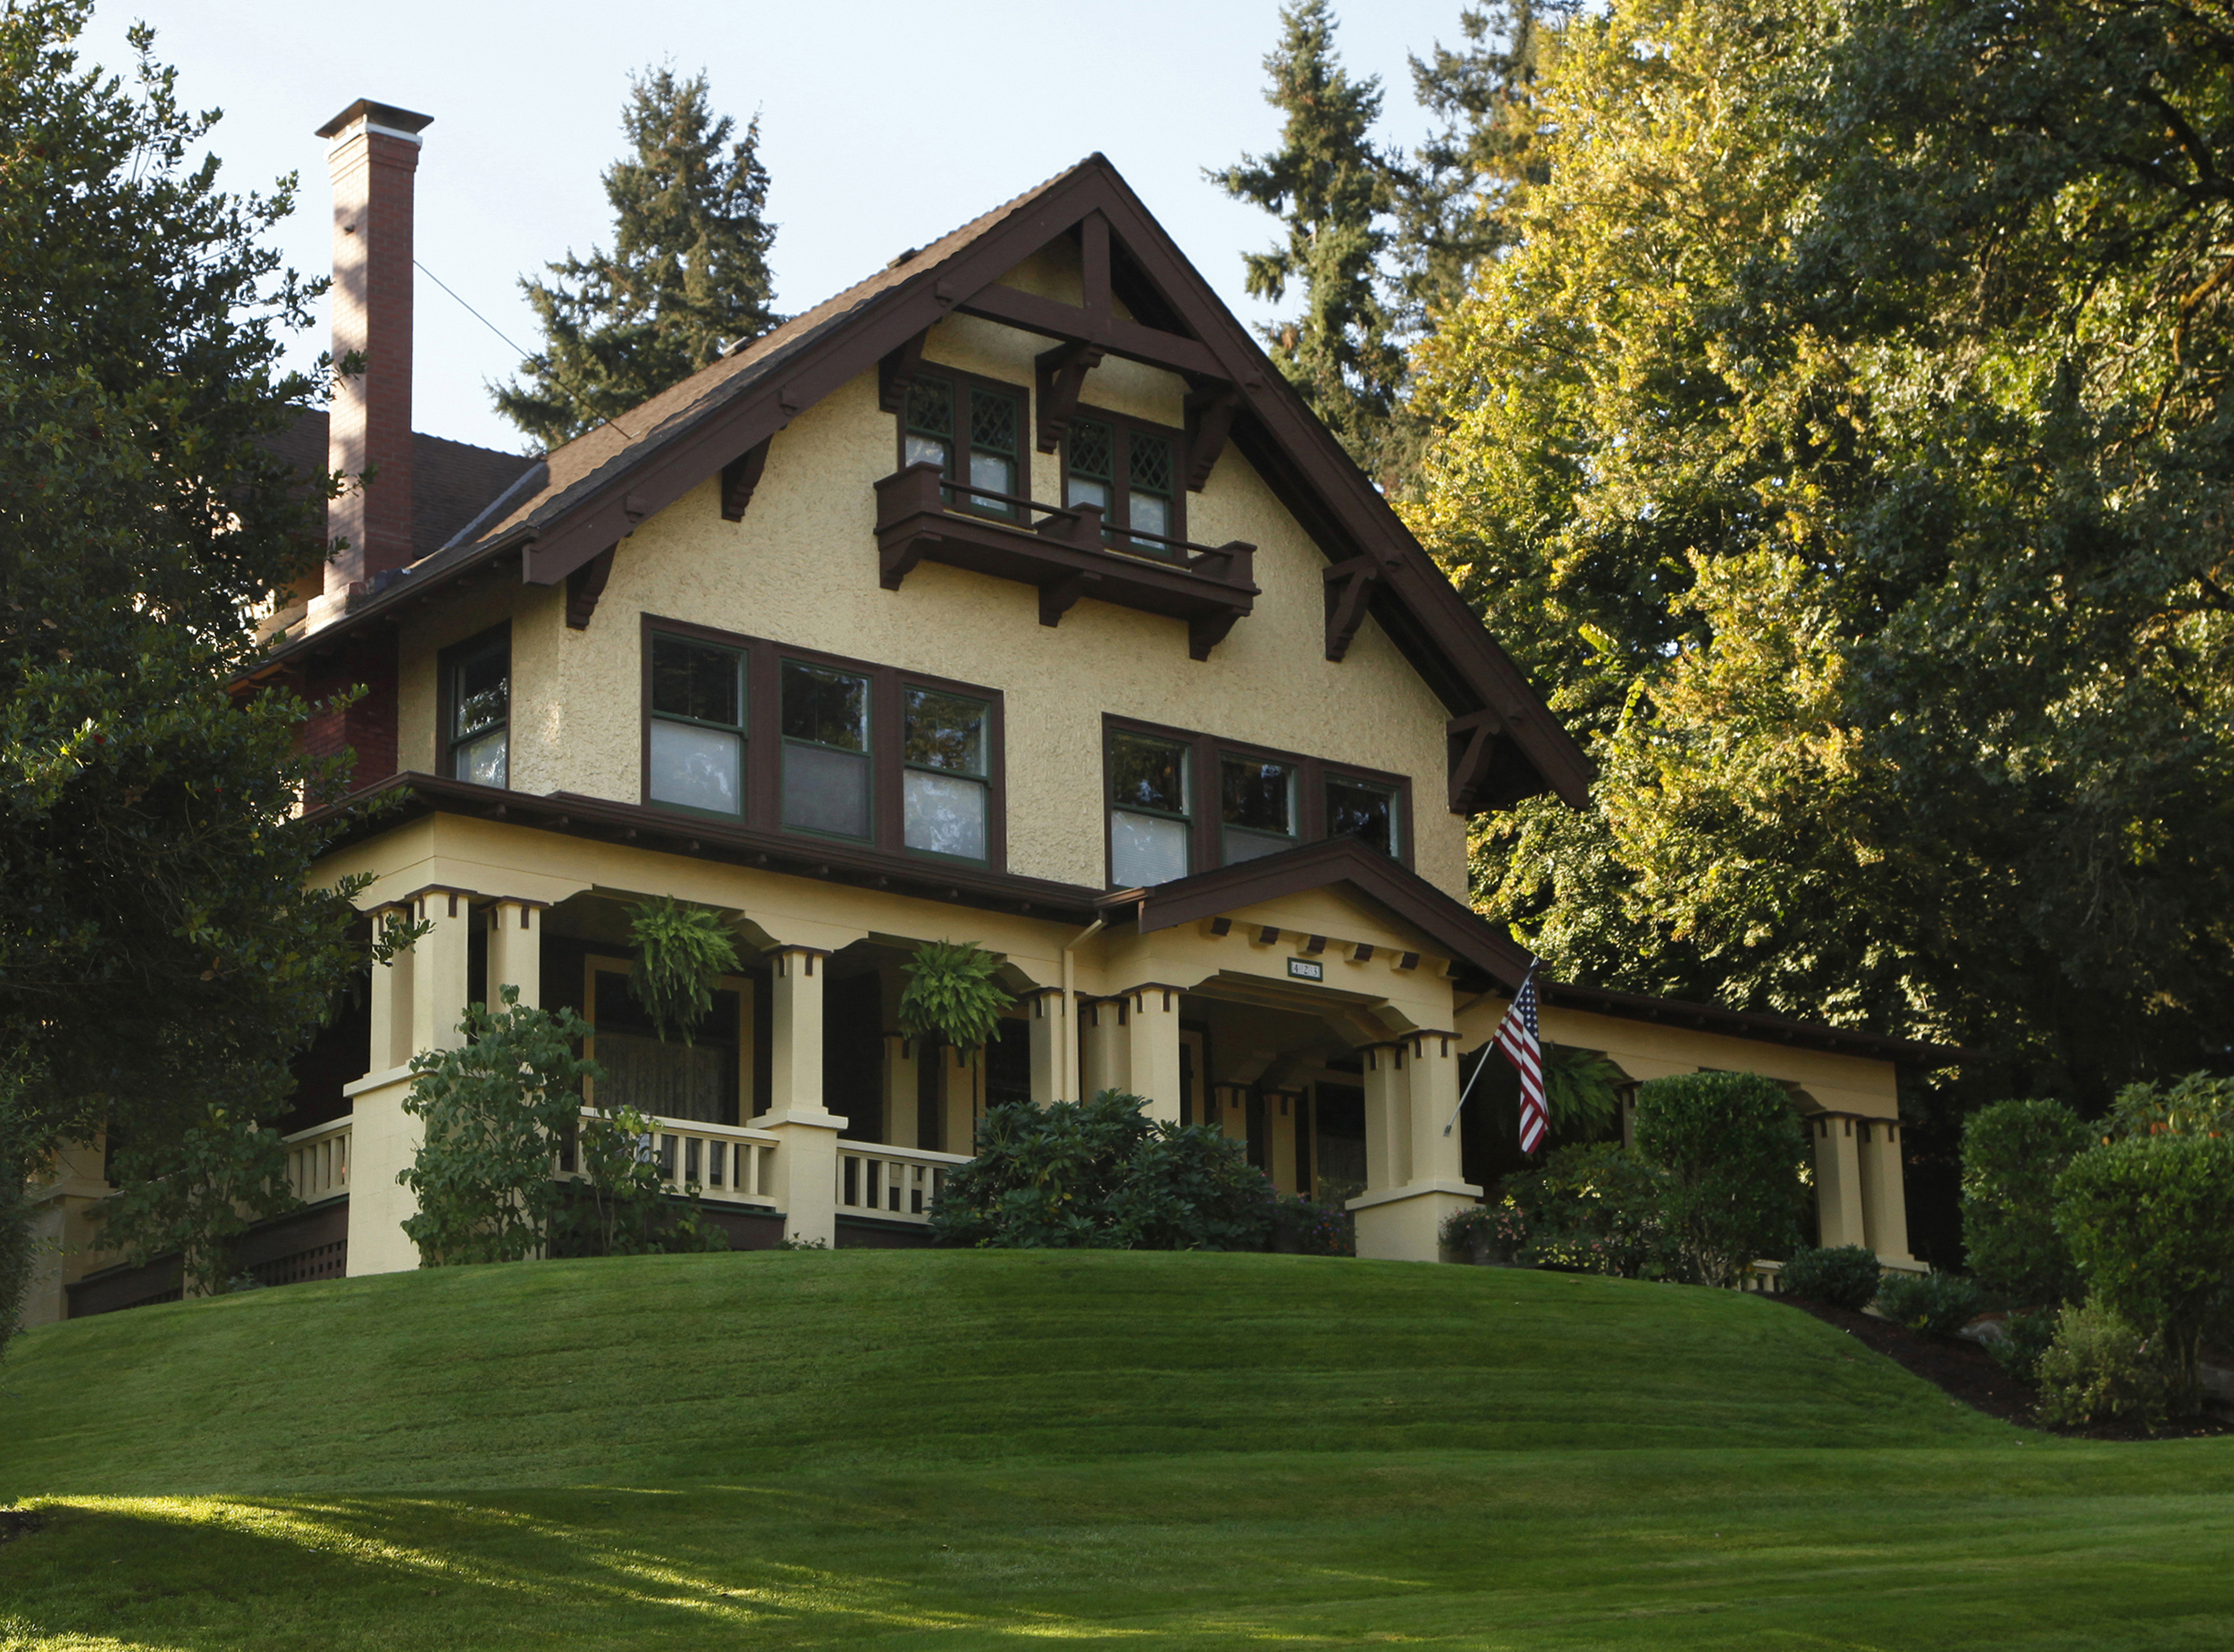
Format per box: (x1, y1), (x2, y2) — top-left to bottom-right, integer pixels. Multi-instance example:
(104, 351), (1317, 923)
(1070, 419), (1113, 480)
(1326, 778), (1395, 855)
(1222, 758), (1292, 834)
(781, 661), (868, 751)
(453, 643), (507, 741)
(1130, 433), (1173, 496)
(651, 634), (740, 726)
(904, 687), (986, 776)
(970, 390), (1017, 455)
(1111, 732), (1188, 817)
(905, 378), (952, 438)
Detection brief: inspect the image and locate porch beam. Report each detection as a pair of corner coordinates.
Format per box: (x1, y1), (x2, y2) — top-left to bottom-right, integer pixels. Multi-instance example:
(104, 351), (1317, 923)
(953, 283), (1228, 382)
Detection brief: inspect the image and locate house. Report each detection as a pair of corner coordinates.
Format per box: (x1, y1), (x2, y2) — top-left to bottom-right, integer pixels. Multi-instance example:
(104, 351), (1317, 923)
(31, 98), (1943, 1320)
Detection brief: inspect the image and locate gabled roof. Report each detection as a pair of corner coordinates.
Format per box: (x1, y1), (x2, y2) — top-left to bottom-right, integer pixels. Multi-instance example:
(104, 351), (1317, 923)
(262, 155), (1591, 812)
(264, 410), (537, 558)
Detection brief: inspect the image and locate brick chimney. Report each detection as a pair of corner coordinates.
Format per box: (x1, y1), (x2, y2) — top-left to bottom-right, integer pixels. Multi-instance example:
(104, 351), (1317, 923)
(317, 98), (431, 602)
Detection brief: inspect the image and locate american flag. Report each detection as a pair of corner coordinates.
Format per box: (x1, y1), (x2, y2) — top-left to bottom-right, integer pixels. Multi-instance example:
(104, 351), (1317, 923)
(1494, 969), (1547, 1153)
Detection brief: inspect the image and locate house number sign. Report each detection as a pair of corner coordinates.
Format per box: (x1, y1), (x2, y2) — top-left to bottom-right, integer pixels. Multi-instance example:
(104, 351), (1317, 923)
(1287, 957), (1324, 982)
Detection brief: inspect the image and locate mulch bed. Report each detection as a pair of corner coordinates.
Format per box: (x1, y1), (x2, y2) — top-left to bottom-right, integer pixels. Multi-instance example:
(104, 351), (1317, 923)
(1772, 1295), (2234, 1440)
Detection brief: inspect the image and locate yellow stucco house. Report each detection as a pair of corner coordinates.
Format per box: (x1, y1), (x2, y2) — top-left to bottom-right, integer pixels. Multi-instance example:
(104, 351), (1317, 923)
(30, 101), (1941, 1321)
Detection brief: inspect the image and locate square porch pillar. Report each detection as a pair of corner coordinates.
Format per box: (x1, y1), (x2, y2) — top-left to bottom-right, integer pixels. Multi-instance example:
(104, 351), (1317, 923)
(485, 898), (542, 1010)
(1348, 1036), (1482, 1263)
(1858, 1118), (1915, 1263)
(938, 1044), (981, 1156)
(881, 1035), (920, 1148)
(1211, 1083), (1249, 1145)
(761, 945), (845, 1246)
(1405, 1031), (1468, 1187)
(1123, 983), (1184, 1124)
(1023, 989), (1063, 1106)
(1811, 1114), (1868, 1250)
(1263, 1089), (1301, 1193)
(1081, 996), (1130, 1101)
(1358, 1042), (1409, 1194)
(349, 887), (474, 1278)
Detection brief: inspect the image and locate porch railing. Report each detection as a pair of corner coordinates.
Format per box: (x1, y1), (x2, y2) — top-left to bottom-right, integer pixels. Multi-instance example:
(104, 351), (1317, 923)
(836, 1143), (970, 1226)
(282, 1118), (351, 1203)
(609, 1113), (781, 1209)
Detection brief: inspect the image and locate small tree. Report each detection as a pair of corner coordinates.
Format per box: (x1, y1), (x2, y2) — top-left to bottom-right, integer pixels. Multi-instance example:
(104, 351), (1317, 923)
(97, 1103), (296, 1295)
(1633, 1071), (1805, 1287)
(1961, 1098), (2091, 1304)
(399, 990), (598, 1266)
(2055, 1134), (2234, 1415)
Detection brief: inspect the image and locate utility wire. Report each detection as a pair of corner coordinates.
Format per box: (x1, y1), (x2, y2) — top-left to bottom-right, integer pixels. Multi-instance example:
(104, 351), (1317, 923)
(413, 257), (637, 442)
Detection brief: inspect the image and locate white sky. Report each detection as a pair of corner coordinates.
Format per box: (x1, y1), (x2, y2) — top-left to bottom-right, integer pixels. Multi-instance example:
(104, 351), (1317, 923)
(82, 0), (1474, 454)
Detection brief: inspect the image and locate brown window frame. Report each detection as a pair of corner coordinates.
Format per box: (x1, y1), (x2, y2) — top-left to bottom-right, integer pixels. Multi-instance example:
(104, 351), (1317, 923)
(438, 622), (511, 791)
(1060, 402), (1188, 551)
(1100, 713), (1413, 889)
(893, 362), (1033, 524)
(640, 614), (1007, 872)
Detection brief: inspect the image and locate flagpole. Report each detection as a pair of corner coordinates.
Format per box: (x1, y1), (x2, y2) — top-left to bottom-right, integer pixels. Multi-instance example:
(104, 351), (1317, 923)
(1444, 961), (1537, 1137)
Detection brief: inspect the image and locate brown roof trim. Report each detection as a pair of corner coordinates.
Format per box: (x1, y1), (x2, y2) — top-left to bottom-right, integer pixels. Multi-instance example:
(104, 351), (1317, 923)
(307, 772), (1103, 926)
(1096, 837), (1965, 1067)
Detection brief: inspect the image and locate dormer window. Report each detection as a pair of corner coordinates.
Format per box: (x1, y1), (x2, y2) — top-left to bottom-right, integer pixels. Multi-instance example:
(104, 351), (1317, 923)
(903, 370), (1024, 519)
(444, 626), (508, 789)
(1064, 415), (1180, 551)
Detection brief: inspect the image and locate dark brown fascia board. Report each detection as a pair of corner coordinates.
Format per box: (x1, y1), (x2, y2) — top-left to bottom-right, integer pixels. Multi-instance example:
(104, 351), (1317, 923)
(304, 772), (1103, 926)
(1537, 979), (1971, 1069)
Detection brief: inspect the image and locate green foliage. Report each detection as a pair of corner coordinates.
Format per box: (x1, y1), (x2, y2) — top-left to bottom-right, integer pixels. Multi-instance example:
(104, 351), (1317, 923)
(399, 990), (597, 1267)
(1497, 1142), (1677, 1279)
(896, 940), (1013, 1054)
(930, 1092), (1274, 1253)
(1272, 1192), (1354, 1257)
(1404, 0), (2234, 1115)
(0, 1095), (34, 1361)
(1211, 0), (1405, 482)
(96, 1105), (295, 1296)
(1874, 1271), (1984, 1341)
(2036, 1298), (2170, 1431)
(1779, 1245), (1882, 1312)
(1633, 1072), (1805, 1286)
(1987, 1309), (2058, 1386)
(1542, 1045), (1625, 1138)
(558, 1099), (730, 1260)
(1961, 1099), (2091, 1304)
(2054, 1133), (2234, 1413)
(626, 896), (739, 1044)
(2103, 1072), (2234, 1142)
(0, 4), (390, 1275)
(496, 67), (777, 448)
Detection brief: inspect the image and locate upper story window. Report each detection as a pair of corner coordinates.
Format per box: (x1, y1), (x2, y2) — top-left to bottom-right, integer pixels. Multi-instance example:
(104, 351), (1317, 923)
(642, 617), (1004, 868)
(903, 371), (1025, 518)
(781, 660), (872, 840)
(1104, 717), (1411, 887)
(649, 633), (745, 816)
(1064, 414), (1180, 550)
(444, 626), (509, 788)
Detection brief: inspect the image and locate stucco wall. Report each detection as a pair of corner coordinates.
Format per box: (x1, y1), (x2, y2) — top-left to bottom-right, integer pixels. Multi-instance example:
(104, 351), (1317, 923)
(394, 308), (1469, 899)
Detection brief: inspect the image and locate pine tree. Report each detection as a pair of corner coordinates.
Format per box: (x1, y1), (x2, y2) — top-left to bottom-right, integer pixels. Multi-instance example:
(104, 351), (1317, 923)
(495, 69), (778, 449)
(1210, 1), (1406, 484)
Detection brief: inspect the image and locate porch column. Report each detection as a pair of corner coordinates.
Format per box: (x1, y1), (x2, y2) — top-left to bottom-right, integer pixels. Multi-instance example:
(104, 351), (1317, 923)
(1023, 989), (1063, 1106)
(1212, 1083), (1248, 1145)
(1811, 1114), (1868, 1250)
(365, 901), (413, 1074)
(881, 1035), (920, 1149)
(1263, 1089), (1301, 1194)
(1405, 1031), (1467, 1187)
(1857, 1118), (1915, 1263)
(938, 1044), (981, 1156)
(760, 945), (844, 1246)
(1358, 1042), (1409, 1194)
(349, 886), (474, 1278)
(1123, 983), (1184, 1124)
(1080, 996), (1130, 1101)
(1350, 1035), (1482, 1264)
(486, 898), (542, 1010)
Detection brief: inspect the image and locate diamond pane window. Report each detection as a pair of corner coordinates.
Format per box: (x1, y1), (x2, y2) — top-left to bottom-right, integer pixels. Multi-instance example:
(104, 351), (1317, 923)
(1065, 417), (1185, 552)
(1066, 418), (1113, 516)
(966, 388), (1020, 515)
(649, 634), (745, 817)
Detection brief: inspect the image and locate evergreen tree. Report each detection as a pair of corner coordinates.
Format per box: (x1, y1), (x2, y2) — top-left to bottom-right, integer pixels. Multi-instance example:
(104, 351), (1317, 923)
(0, 2), (401, 1316)
(495, 69), (778, 449)
(1211, 1), (1406, 483)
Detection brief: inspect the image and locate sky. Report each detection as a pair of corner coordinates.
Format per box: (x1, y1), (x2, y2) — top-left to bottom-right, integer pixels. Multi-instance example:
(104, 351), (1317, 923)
(80, 0), (1477, 454)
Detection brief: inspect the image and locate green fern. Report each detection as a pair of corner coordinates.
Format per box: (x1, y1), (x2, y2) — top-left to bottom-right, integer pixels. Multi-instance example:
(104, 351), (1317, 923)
(897, 940), (1014, 1053)
(626, 896), (740, 1044)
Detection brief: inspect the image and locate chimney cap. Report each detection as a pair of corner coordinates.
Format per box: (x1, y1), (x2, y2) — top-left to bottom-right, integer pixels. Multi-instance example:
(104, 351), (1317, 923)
(315, 99), (433, 140)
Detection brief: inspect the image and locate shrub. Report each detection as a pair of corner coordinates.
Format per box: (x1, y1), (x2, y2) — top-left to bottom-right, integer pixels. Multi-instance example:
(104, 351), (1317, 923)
(1987, 1308), (2058, 1384)
(2103, 1071), (2234, 1141)
(1779, 1245), (1882, 1312)
(553, 1102), (730, 1260)
(929, 1091), (1274, 1252)
(1634, 1072), (1806, 1286)
(1275, 1192), (1355, 1256)
(2055, 1132), (2234, 1414)
(2036, 1298), (2170, 1430)
(1875, 1270), (1985, 1340)
(1499, 1142), (1678, 1279)
(1960, 1098), (2090, 1304)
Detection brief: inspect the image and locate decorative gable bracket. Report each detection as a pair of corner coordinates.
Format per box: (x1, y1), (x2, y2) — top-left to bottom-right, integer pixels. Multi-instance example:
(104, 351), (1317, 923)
(1447, 708), (1508, 813)
(1323, 554), (1398, 662)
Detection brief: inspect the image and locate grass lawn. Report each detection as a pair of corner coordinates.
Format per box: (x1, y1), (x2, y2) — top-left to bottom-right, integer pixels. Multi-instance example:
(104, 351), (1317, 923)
(1, 1249), (2230, 1648)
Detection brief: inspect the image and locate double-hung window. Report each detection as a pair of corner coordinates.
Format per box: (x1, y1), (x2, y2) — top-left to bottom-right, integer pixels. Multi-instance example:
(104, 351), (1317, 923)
(904, 371), (1024, 518)
(1108, 729), (1192, 887)
(648, 633), (746, 816)
(445, 628), (509, 788)
(1222, 754), (1297, 863)
(781, 659), (872, 840)
(1325, 774), (1399, 858)
(1065, 415), (1180, 551)
(903, 687), (990, 860)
